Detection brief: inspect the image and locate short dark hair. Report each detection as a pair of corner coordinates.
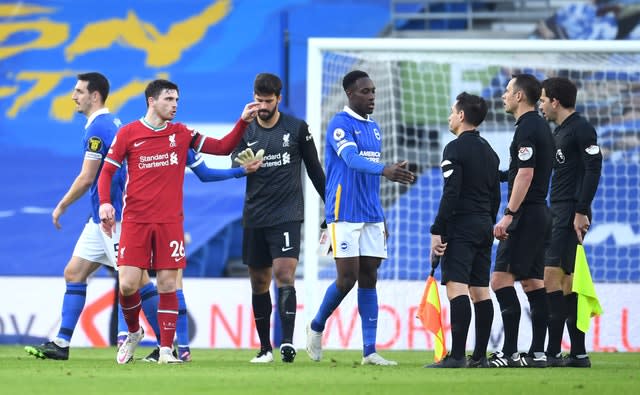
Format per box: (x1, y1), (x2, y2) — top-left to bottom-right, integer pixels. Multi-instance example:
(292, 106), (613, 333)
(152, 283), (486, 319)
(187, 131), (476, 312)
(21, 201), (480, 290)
(77, 72), (109, 103)
(144, 79), (179, 105)
(254, 73), (282, 96)
(455, 92), (488, 127)
(512, 73), (542, 105)
(342, 70), (369, 91)
(541, 77), (577, 109)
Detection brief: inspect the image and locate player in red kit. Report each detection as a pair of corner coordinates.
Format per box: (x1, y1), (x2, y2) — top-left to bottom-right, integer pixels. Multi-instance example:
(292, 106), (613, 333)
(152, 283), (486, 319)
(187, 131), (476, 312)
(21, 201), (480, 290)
(98, 79), (259, 364)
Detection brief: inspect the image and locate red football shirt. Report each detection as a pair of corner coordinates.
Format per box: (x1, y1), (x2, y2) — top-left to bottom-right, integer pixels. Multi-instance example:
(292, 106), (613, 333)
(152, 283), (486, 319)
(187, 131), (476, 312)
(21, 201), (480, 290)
(99, 117), (248, 223)
(105, 119), (195, 223)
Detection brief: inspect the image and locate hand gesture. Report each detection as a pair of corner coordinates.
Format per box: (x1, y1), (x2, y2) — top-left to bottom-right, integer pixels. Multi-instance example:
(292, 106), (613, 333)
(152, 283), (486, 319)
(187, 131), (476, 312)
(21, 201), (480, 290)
(241, 102), (261, 122)
(52, 204), (66, 230)
(430, 234), (447, 257)
(493, 215), (512, 241)
(382, 160), (415, 185)
(234, 148), (264, 164)
(574, 213), (590, 244)
(99, 203), (116, 237)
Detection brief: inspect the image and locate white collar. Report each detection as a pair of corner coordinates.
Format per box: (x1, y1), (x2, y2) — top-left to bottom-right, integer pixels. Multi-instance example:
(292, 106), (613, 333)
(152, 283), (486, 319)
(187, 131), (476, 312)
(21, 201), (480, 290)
(85, 108), (110, 129)
(343, 106), (372, 122)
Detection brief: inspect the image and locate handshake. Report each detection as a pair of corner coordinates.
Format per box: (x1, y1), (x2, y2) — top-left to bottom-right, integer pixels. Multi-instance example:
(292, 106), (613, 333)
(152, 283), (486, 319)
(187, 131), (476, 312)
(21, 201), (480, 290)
(234, 147), (265, 165)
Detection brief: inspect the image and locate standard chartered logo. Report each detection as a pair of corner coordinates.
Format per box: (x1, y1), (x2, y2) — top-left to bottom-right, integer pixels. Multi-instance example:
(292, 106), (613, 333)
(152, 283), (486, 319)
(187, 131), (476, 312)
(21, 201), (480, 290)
(138, 151), (179, 169)
(262, 152), (289, 168)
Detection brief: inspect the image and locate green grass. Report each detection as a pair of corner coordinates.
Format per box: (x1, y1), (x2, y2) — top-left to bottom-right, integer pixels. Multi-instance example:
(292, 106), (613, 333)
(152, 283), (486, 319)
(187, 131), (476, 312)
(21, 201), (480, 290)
(2, 346), (639, 395)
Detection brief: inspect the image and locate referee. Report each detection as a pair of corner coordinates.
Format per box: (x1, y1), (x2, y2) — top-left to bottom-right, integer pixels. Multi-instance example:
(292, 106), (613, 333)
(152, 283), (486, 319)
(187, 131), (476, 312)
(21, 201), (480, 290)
(232, 73), (326, 364)
(489, 74), (554, 368)
(426, 92), (500, 368)
(539, 77), (602, 368)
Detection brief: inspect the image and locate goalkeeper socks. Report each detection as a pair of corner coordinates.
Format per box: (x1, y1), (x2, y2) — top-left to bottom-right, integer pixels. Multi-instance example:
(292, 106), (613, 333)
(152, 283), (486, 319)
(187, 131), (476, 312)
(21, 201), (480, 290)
(119, 291), (142, 333)
(494, 286), (520, 356)
(140, 282), (161, 339)
(546, 290), (567, 356)
(449, 295), (471, 360)
(311, 281), (348, 332)
(277, 286), (297, 344)
(157, 292), (178, 348)
(252, 291), (272, 350)
(472, 298), (494, 361)
(176, 289), (189, 348)
(565, 292), (587, 356)
(526, 287), (548, 354)
(358, 288), (378, 357)
(57, 282), (87, 342)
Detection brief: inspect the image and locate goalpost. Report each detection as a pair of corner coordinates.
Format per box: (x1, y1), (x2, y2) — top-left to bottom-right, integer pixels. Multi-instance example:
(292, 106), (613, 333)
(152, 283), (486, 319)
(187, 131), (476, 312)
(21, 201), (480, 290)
(303, 39), (640, 345)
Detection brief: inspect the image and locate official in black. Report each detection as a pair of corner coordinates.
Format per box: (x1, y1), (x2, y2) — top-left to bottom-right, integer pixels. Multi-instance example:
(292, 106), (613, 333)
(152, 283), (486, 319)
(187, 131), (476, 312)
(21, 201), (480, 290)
(427, 92), (500, 368)
(539, 77), (602, 368)
(489, 74), (554, 368)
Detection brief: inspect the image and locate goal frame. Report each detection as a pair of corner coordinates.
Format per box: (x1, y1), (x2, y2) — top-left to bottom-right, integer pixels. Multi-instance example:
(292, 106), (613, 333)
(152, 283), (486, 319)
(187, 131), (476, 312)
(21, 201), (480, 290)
(303, 38), (640, 320)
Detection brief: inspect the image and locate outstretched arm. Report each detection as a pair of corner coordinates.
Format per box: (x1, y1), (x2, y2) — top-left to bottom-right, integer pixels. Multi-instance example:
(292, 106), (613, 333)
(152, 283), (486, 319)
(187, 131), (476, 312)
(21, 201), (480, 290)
(193, 102), (260, 155)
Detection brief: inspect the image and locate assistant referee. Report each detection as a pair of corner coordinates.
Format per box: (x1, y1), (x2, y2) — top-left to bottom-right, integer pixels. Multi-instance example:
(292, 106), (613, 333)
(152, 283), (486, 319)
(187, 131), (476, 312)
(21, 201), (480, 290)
(427, 92), (500, 368)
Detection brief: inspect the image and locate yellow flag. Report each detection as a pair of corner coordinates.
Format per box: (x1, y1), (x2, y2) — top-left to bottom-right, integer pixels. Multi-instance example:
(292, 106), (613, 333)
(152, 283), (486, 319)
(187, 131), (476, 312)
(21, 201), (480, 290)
(417, 275), (447, 362)
(572, 244), (603, 333)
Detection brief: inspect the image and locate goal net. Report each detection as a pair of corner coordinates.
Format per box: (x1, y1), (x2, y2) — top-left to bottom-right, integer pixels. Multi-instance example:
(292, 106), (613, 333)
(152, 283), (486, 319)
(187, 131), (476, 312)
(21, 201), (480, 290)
(303, 39), (640, 326)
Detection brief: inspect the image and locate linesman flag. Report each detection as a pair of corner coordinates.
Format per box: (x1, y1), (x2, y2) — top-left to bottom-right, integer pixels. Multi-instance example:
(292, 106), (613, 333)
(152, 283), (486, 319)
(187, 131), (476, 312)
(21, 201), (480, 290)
(572, 244), (603, 333)
(417, 254), (447, 362)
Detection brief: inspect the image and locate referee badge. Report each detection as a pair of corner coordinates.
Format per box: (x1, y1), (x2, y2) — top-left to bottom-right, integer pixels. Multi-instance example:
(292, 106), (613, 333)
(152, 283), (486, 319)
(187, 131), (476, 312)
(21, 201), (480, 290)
(585, 145), (600, 155)
(518, 146), (533, 161)
(556, 149), (566, 164)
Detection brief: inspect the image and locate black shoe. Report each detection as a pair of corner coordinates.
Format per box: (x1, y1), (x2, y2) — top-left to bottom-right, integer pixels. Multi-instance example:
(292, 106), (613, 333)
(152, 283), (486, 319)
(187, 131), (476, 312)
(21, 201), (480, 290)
(488, 351), (524, 368)
(467, 355), (490, 368)
(141, 347), (178, 362)
(24, 341), (69, 360)
(565, 354), (591, 368)
(546, 352), (565, 367)
(280, 343), (296, 363)
(520, 352), (547, 368)
(424, 353), (466, 368)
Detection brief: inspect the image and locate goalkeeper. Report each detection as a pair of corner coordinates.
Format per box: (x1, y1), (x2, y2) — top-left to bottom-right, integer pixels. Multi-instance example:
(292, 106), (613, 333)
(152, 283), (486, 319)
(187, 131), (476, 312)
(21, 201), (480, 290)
(539, 77), (602, 368)
(232, 73), (326, 364)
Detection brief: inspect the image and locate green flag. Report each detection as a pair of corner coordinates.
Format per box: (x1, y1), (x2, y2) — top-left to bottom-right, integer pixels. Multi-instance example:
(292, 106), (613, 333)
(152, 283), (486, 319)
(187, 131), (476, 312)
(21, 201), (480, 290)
(572, 244), (603, 333)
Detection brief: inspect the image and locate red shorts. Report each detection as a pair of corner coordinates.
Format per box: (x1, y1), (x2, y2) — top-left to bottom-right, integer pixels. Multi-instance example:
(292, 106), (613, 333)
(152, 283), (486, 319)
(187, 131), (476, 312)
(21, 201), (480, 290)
(118, 222), (187, 270)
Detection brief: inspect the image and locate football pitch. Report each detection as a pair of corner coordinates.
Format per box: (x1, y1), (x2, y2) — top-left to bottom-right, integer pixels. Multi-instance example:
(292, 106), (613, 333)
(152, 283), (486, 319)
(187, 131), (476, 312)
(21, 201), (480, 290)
(3, 346), (639, 395)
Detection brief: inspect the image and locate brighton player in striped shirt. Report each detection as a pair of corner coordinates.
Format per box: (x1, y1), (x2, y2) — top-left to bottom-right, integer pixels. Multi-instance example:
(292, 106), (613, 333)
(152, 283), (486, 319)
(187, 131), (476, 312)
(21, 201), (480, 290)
(98, 79), (260, 364)
(306, 70), (415, 366)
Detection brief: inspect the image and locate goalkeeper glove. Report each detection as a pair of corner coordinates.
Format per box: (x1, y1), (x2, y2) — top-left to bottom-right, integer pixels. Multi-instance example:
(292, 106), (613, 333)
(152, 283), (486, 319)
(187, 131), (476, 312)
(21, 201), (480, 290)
(234, 148), (264, 165)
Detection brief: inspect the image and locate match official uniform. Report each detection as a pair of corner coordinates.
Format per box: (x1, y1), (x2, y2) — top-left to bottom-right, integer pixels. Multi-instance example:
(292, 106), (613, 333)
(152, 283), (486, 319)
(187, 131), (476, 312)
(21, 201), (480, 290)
(431, 130), (500, 287)
(546, 112), (602, 272)
(494, 111), (554, 280)
(233, 113), (325, 267)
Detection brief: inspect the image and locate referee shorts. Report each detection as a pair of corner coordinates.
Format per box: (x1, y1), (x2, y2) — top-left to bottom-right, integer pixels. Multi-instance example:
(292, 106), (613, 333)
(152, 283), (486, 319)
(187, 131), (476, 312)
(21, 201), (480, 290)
(440, 216), (493, 287)
(494, 204), (551, 281)
(545, 201), (591, 274)
(242, 221), (301, 268)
